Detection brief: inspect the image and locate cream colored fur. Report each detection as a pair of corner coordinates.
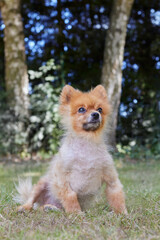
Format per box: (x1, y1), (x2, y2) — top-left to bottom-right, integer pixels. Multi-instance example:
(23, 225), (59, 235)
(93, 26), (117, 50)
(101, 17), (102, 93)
(14, 177), (33, 204)
(49, 135), (115, 195)
(15, 85), (127, 214)
(15, 133), (126, 213)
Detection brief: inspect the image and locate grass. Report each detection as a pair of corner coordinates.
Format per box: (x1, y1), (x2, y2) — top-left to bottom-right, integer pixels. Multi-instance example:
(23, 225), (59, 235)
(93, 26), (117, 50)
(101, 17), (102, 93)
(0, 159), (160, 240)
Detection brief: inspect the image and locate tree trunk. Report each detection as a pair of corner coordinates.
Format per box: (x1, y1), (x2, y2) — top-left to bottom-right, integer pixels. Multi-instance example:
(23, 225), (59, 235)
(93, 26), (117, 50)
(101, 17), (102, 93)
(101, 0), (134, 150)
(0, 0), (29, 117)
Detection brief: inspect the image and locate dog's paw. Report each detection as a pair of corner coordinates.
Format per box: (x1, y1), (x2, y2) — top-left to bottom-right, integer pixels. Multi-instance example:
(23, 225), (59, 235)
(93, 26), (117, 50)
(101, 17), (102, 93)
(17, 204), (32, 212)
(114, 207), (128, 215)
(65, 203), (81, 213)
(122, 208), (128, 215)
(42, 204), (61, 212)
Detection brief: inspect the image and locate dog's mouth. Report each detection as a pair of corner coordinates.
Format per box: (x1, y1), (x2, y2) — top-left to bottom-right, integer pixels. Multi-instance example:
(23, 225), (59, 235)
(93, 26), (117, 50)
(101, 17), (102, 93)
(83, 120), (101, 131)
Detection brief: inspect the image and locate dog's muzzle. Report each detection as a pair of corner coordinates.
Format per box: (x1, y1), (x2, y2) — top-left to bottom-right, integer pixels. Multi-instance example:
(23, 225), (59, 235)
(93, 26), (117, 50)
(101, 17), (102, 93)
(83, 112), (101, 131)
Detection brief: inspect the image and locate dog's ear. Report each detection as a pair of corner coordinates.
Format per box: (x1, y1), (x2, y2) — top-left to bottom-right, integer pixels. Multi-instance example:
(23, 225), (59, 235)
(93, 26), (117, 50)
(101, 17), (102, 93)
(60, 85), (77, 104)
(92, 85), (107, 100)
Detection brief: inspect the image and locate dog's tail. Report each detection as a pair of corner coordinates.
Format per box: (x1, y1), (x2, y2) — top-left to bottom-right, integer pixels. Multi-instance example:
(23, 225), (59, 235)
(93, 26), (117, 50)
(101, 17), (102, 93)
(13, 177), (33, 204)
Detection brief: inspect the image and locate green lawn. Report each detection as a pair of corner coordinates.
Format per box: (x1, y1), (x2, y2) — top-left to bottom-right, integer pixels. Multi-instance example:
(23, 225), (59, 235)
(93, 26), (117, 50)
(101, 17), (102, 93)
(0, 159), (160, 240)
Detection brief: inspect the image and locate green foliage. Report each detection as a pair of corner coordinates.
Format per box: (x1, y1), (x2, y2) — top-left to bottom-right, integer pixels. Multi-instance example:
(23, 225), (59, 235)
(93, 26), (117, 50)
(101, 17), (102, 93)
(0, 59), (63, 156)
(0, 0), (160, 156)
(118, 90), (160, 155)
(117, 1), (160, 152)
(0, 93), (28, 155)
(28, 59), (63, 154)
(116, 143), (160, 161)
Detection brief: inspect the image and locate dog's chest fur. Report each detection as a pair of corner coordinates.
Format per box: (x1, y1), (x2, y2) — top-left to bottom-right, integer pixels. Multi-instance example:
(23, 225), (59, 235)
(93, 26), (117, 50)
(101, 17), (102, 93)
(59, 136), (110, 195)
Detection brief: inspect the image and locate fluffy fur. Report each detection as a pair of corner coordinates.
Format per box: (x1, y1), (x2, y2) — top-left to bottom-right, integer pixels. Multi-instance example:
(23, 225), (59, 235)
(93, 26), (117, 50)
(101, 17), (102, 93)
(14, 177), (32, 204)
(15, 85), (127, 214)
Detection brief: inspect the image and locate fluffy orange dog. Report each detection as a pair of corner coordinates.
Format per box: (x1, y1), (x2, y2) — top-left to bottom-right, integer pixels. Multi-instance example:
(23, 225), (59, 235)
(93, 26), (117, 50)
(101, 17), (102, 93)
(15, 85), (127, 214)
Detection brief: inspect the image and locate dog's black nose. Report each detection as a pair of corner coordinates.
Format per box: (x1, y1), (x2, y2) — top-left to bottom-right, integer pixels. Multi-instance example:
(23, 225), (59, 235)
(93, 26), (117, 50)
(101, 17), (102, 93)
(91, 112), (99, 120)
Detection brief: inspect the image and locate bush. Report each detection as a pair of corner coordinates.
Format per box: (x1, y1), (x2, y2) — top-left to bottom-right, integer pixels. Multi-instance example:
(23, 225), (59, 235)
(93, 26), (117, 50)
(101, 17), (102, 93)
(28, 59), (63, 154)
(0, 59), (63, 156)
(28, 82), (62, 154)
(0, 93), (28, 155)
(117, 91), (160, 156)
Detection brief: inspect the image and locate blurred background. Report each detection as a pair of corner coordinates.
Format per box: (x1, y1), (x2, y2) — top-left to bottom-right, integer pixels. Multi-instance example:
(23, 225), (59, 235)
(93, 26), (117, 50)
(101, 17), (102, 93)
(0, 0), (159, 160)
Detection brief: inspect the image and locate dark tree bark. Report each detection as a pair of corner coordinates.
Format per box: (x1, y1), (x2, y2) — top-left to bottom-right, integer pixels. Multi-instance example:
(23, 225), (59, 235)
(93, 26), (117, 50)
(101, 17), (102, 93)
(0, 0), (29, 117)
(101, 0), (134, 150)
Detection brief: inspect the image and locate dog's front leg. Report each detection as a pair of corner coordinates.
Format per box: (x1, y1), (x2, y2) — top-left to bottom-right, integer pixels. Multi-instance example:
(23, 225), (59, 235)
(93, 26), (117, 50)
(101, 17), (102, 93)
(103, 166), (127, 214)
(56, 183), (81, 213)
(50, 161), (81, 213)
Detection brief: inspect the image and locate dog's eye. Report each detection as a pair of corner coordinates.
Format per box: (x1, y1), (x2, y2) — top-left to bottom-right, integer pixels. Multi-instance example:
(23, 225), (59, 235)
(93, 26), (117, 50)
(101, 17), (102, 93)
(97, 108), (102, 113)
(78, 107), (86, 113)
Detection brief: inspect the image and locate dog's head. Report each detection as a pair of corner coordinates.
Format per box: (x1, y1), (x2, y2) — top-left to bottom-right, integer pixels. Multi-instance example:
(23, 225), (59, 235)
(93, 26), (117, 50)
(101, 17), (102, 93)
(59, 85), (110, 139)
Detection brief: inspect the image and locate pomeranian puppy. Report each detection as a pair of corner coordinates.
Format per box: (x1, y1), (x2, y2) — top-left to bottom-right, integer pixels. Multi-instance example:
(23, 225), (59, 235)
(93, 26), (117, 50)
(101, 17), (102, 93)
(15, 85), (127, 214)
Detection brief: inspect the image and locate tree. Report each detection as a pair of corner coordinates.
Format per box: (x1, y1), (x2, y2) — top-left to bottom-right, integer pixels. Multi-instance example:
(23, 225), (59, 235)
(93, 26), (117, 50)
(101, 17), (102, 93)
(0, 0), (159, 155)
(0, 0), (29, 116)
(101, 0), (134, 149)
(117, 0), (160, 150)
